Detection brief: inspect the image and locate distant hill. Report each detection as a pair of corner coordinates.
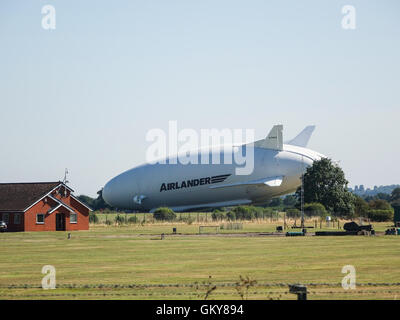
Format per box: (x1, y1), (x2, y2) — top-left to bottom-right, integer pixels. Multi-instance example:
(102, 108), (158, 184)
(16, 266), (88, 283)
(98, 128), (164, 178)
(348, 184), (400, 197)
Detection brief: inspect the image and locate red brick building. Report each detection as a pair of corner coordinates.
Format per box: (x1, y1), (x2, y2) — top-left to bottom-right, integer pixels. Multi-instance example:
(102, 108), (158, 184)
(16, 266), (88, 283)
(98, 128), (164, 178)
(0, 182), (92, 232)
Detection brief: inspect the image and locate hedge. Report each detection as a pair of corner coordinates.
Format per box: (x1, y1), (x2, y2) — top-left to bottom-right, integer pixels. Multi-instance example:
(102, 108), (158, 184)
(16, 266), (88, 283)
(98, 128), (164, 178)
(153, 207), (176, 221)
(367, 209), (393, 222)
(304, 203), (327, 217)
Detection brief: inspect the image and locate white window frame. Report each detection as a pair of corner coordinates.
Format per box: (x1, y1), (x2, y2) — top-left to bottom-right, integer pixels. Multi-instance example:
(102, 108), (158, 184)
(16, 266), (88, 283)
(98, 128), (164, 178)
(70, 213), (77, 224)
(2, 213), (9, 224)
(36, 213), (45, 224)
(14, 213), (21, 225)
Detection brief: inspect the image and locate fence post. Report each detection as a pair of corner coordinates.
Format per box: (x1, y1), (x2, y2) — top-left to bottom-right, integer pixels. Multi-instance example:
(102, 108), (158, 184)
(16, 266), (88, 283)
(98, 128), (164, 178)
(283, 213), (286, 230)
(289, 284), (307, 300)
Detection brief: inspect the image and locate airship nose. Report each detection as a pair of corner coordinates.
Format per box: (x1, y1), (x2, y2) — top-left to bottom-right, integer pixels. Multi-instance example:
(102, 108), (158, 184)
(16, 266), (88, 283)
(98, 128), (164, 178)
(102, 178), (115, 207)
(103, 175), (127, 208)
(103, 170), (139, 209)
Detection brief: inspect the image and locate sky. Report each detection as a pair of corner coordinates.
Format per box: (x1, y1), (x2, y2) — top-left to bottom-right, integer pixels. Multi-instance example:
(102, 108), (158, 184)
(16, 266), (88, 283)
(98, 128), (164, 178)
(0, 0), (399, 197)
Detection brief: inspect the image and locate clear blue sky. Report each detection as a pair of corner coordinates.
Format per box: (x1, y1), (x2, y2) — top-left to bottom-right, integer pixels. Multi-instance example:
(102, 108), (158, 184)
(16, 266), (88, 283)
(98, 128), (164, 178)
(1, 0), (399, 197)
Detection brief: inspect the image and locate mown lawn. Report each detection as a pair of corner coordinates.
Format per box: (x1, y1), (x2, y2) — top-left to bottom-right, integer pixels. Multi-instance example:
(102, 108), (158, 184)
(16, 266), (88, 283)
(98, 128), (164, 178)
(0, 222), (399, 300)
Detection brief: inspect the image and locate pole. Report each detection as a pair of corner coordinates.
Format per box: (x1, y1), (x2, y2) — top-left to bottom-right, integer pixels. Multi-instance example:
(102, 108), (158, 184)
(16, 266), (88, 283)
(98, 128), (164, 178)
(300, 173), (305, 229)
(284, 213), (286, 230)
(300, 156), (305, 229)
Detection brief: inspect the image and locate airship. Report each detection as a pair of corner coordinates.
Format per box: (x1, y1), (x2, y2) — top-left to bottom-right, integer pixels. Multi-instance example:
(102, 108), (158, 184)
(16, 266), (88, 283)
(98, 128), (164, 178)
(103, 125), (325, 212)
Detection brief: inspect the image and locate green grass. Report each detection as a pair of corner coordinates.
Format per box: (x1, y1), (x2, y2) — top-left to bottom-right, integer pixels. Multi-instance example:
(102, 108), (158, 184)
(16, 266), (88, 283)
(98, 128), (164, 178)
(0, 221), (399, 300)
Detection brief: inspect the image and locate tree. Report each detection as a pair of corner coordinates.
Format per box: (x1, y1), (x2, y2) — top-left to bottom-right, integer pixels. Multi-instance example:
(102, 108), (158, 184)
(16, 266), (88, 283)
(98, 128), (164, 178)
(77, 195), (95, 209)
(77, 190), (113, 211)
(232, 206), (255, 220)
(376, 193), (391, 201)
(295, 158), (355, 217)
(93, 189), (113, 210)
(283, 195), (297, 207)
(368, 199), (392, 211)
(354, 196), (369, 217)
(268, 198), (282, 207)
(391, 188), (400, 206)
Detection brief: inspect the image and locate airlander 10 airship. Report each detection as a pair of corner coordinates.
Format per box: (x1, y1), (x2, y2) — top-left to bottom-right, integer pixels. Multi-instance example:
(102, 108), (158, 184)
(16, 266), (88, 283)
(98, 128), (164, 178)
(103, 125), (325, 212)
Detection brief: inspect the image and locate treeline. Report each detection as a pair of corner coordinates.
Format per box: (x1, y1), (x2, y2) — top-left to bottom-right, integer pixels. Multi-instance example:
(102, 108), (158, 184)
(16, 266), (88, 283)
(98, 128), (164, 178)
(349, 184), (400, 197)
(78, 190), (114, 211)
(89, 206), (285, 225)
(353, 189), (400, 222)
(292, 189), (400, 223)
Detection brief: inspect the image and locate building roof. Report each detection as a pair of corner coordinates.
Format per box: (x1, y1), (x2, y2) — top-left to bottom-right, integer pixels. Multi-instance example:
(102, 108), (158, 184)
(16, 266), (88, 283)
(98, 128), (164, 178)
(0, 182), (64, 212)
(47, 195), (76, 213)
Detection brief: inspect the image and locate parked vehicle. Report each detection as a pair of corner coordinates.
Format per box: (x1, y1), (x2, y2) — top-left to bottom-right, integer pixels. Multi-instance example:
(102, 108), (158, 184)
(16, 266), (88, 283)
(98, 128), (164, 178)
(0, 221), (7, 232)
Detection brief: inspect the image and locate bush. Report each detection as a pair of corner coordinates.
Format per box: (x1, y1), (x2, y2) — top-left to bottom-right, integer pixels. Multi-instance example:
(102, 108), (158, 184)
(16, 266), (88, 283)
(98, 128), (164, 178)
(89, 212), (98, 224)
(178, 215), (195, 224)
(153, 207), (176, 221)
(114, 214), (125, 225)
(367, 209), (393, 222)
(286, 208), (300, 218)
(231, 206), (257, 220)
(226, 211), (236, 221)
(128, 216), (138, 224)
(253, 207), (266, 219)
(186, 217), (195, 225)
(304, 203), (327, 217)
(211, 211), (225, 221)
(226, 206), (272, 220)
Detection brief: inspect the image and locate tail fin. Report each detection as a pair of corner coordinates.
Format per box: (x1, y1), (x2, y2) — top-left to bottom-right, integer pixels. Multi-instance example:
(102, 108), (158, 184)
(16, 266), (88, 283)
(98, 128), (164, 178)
(253, 124), (283, 150)
(285, 125), (315, 148)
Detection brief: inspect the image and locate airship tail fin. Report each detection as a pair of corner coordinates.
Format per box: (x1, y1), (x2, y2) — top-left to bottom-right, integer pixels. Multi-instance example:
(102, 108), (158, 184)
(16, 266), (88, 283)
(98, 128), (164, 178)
(285, 125), (315, 148)
(252, 124), (283, 150)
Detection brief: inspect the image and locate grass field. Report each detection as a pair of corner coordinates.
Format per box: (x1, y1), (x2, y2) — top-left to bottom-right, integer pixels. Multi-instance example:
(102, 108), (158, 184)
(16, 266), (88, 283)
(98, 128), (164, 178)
(0, 220), (399, 300)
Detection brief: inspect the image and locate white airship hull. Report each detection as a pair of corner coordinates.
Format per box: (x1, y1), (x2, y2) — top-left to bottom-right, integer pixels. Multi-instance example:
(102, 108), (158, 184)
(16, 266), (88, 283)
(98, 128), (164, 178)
(103, 125), (325, 212)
